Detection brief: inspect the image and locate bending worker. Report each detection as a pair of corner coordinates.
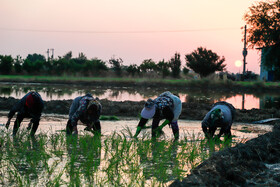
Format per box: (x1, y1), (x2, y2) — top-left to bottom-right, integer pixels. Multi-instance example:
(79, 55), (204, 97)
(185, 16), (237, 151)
(5, 91), (44, 136)
(134, 91), (182, 139)
(202, 101), (236, 139)
(66, 93), (102, 135)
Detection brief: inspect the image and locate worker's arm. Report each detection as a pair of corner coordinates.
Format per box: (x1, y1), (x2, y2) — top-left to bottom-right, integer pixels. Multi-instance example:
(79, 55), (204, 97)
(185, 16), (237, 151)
(158, 119), (170, 130)
(134, 117), (148, 138)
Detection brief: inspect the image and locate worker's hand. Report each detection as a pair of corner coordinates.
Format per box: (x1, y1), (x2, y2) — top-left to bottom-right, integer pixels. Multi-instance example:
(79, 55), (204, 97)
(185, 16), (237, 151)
(84, 126), (91, 131)
(213, 135), (222, 143)
(155, 126), (164, 137)
(73, 126), (78, 135)
(27, 122), (32, 130)
(5, 119), (11, 129)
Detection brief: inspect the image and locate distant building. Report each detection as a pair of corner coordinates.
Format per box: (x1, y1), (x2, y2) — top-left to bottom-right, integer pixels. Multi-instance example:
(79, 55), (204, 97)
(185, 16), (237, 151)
(259, 46), (276, 82)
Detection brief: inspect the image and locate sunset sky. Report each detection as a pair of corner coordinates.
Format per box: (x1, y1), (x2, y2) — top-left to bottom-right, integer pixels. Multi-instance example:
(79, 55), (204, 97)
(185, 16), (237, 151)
(0, 0), (263, 73)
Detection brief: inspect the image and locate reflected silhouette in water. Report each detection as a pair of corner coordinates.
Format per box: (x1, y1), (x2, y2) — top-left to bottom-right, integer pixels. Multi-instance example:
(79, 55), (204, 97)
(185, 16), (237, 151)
(10, 135), (49, 181)
(137, 139), (179, 183)
(66, 134), (101, 185)
(1, 83), (280, 109)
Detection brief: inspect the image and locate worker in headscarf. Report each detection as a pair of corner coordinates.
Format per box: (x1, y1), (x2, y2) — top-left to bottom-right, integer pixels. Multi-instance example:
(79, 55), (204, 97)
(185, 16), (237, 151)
(202, 101), (236, 139)
(134, 91), (182, 139)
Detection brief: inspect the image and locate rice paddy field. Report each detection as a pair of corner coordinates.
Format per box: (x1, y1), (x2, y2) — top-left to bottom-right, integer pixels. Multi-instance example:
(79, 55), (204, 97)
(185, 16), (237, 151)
(0, 114), (272, 186)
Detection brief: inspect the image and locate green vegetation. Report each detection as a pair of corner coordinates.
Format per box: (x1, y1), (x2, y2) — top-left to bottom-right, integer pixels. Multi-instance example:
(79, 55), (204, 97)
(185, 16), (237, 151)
(244, 0), (279, 49)
(185, 47), (226, 77)
(0, 51), (186, 79)
(238, 126), (252, 133)
(0, 49), (230, 80)
(244, 0), (280, 80)
(0, 127), (243, 186)
(100, 115), (119, 121)
(0, 75), (280, 91)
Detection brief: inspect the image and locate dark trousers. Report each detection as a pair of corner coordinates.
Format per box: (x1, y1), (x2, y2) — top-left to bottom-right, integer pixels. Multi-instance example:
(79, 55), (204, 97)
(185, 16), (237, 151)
(152, 118), (161, 137)
(209, 126), (231, 139)
(13, 113), (40, 136)
(151, 118), (179, 139)
(66, 120), (101, 135)
(66, 120), (73, 135)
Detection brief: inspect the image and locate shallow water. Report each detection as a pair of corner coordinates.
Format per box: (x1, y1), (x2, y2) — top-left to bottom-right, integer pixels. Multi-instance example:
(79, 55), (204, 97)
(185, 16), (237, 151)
(1, 82), (280, 110)
(0, 113), (272, 141)
(0, 113), (274, 186)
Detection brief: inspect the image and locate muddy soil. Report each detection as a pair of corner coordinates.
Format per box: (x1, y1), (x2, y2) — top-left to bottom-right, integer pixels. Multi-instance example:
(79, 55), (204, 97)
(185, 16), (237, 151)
(170, 124), (280, 186)
(0, 97), (279, 123)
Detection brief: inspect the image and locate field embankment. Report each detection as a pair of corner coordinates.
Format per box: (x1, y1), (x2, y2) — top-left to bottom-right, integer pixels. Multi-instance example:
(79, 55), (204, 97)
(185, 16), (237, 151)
(1, 97), (280, 123)
(170, 124), (280, 186)
(1, 75), (280, 92)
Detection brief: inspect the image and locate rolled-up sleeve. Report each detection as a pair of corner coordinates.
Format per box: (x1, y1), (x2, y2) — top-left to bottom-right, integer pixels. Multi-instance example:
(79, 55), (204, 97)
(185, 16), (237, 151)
(71, 100), (87, 127)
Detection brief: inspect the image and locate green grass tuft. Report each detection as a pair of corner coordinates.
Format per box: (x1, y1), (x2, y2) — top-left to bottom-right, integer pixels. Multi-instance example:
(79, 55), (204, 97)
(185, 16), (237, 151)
(100, 115), (119, 121)
(0, 127), (245, 186)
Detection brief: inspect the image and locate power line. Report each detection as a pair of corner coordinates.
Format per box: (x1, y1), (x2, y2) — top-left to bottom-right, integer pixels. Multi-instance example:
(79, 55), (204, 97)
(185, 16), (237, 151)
(0, 27), (240, 34)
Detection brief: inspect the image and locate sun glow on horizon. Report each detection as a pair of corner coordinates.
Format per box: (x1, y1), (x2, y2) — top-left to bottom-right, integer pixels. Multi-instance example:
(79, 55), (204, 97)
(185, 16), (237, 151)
(235, 60), (242, 67)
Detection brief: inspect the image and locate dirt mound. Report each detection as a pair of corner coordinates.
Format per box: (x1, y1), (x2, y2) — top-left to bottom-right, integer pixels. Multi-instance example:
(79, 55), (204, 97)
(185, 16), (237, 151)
(170, 124), (280, 186)
(1, 97), (280, 123)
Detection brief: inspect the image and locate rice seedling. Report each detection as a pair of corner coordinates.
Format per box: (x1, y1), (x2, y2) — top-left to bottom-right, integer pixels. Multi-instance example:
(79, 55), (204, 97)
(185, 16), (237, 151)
(100, 115), (119, 121)
(0, 126), (246, 186)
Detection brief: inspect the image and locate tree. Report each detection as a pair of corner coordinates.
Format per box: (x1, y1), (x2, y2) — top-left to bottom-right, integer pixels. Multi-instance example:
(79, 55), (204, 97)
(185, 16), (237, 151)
(0, 55), (13, 74)
(244, 0), (280, 49)
(185, 47), (226, 77)
(139, 59), (157, 73)
(23, 53), (46, 74)
(73, 52), (87, 64)
(23, 59), (44, 74)
(63, 51), (72, 60)
(91, 58), (108, 73)
(157, 60), (170, 78)
(26, 53), (46, 63)
(183, 67), (189, 75)
(109, 57), (123, 76)
(169, 53), (181, 78)
(14, 55), (23, 74)
(126, 64), (140, 77)
(244, 0), (280, 79)
(84, 58), (108, 75)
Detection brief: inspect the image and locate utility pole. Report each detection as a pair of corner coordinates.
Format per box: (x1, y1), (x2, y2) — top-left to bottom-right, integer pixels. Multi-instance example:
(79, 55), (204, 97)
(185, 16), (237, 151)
(242, 25), (248, 79)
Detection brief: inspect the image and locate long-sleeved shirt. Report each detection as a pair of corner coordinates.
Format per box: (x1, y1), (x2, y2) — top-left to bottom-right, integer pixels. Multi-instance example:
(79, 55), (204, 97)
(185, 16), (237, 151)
(138, 91), (182, 127)
(202, 102), (235, 130)
(158, 91), (182, 122)
(8, 91), (44, 121)
(69, 95), (102, 127)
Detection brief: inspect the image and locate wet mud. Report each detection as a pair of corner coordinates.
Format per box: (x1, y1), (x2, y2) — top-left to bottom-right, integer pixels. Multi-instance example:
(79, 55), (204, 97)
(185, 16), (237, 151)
(170, 124), (280, 186)
(1, 97), (280, 123)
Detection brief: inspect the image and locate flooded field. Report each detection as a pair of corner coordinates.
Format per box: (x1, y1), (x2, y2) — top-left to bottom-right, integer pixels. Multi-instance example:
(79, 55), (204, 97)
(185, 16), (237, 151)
(0, 114), (272, 141)
(0, 82), (278, 186)
(0, 113), (273, 186)
(1, 82), (280, 110)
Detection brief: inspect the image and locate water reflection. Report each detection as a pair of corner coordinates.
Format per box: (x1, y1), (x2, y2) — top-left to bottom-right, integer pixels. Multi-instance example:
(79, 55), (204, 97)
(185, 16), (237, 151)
(10, 136), (49, 182)
(0, 83), (279, 110)
(66, 135), (101, 185)
(137, 139), (179, 183)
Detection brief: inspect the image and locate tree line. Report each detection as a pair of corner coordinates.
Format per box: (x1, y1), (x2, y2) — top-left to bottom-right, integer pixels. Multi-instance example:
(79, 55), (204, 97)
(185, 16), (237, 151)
(0, 47), (226, 78)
